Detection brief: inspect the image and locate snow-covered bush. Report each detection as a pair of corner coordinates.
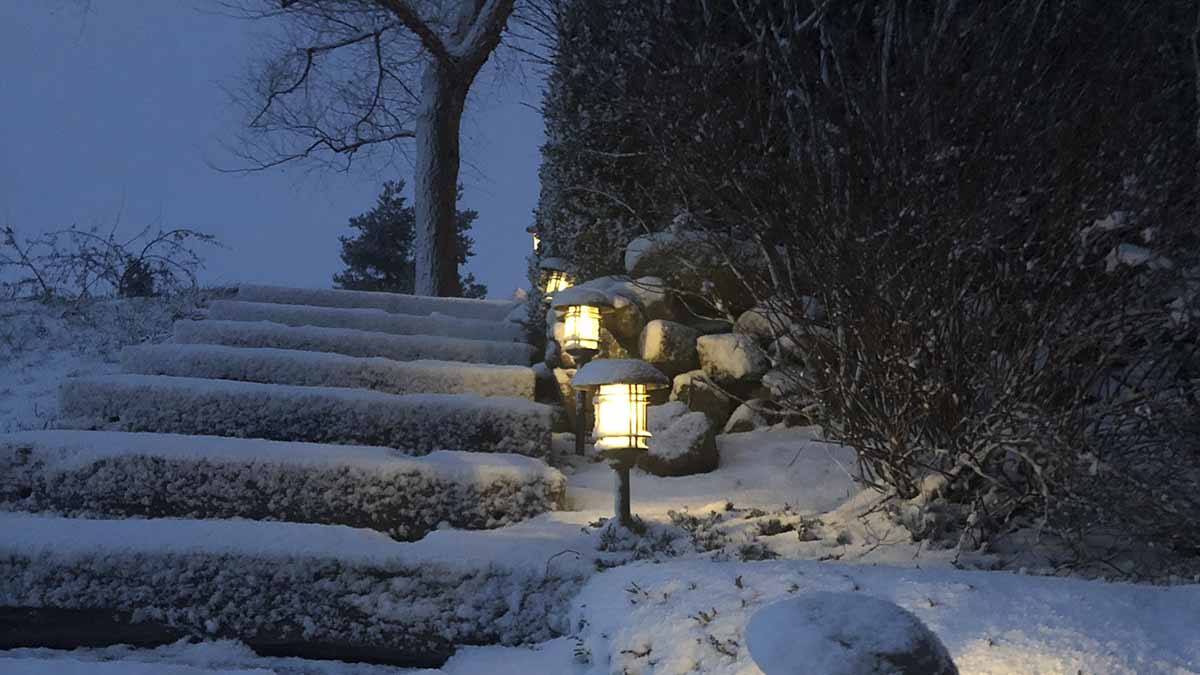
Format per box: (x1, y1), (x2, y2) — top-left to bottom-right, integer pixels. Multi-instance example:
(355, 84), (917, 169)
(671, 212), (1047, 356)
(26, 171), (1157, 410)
(537, 0), (1200, 574)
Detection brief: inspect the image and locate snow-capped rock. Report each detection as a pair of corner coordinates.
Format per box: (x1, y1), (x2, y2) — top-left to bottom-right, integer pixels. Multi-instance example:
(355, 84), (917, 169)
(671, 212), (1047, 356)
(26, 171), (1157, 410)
(697, 333), (770, 385)
(638, 319), (700, 376)
(641, 410), (718, 477)
(746, 592), (958, 675)
(670, 369), (734, 428)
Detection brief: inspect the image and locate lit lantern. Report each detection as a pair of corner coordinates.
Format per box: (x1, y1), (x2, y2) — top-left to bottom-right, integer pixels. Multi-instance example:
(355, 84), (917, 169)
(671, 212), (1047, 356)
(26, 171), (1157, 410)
(550, 286), (610, 361)
(526, 225), (541, 253)
(551, 285), (612, 457)
(572, 359), (670, 528)
(538, 257), (573, 295)
(594, 383), (652, 450)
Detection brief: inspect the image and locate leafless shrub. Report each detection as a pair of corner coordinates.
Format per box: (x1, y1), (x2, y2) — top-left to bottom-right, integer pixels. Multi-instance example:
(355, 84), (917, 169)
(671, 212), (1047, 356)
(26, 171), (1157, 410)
(556, 0), (1200, 574)
(1, 223), (220, 302)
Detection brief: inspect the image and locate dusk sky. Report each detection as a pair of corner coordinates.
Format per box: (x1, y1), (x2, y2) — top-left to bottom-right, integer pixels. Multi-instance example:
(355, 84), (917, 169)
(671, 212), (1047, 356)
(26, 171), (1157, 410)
(1, 0), (545, 298)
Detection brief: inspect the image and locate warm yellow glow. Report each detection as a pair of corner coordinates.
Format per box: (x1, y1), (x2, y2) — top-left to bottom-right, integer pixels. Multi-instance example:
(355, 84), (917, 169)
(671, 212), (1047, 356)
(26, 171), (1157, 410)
(532, 233), (541, 252)
(544, 270), (572, 294)
(594, 384), (650, 450)
(563, 304), (601, 353)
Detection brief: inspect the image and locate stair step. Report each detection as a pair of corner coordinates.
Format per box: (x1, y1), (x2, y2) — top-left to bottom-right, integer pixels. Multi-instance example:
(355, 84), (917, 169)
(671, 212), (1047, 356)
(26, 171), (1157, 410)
(209, 300), (525, 342)
(59, 375), (552, 457)
(0, 430), (565, 540)
(122, 344), (535, 398)
(174, 319), (534, 366)
(236, 284), (517, 322)
(0, 512), (594, 666)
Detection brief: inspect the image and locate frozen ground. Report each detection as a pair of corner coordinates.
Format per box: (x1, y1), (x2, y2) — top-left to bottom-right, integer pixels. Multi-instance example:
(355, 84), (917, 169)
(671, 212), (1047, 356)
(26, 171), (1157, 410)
(2, 297), (1197, 674)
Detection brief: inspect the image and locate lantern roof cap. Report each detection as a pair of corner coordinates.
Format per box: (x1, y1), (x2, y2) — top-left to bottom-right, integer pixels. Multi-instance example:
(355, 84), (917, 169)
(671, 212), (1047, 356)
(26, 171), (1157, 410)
(538, 256), (568, 272)
(550, 285), (611, 309)
(572, 358), (670, 390)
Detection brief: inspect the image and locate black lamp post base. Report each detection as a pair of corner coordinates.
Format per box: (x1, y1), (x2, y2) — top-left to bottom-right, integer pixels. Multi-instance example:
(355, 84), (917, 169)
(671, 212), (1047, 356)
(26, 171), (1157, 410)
(567, 348), (597, 456)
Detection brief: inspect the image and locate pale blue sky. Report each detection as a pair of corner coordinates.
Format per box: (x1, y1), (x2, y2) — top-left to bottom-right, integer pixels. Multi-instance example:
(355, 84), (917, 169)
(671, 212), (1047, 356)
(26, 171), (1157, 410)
(0, 1), (544, 298)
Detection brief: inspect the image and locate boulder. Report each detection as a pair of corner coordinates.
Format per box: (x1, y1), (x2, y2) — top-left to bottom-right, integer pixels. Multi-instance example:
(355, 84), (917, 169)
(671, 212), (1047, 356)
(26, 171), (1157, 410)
(762, 366), (806, 400)
(553, 368), (579, 428)
(670, 369), (734, 428)
(639, 320), (700, 376)
(600, 326), (634, 360)
(604, 293), (646, 347)
(746, 593), (958, 675)
(735, 306), (781, 344)
(697, 333), (770, 385)
(647, 401), (689, 431)
(624, 233), (673, 278)
(722, 399), (782, 433)
(532, 362), (559, 404)
(640, 410), (718, 476)
(611, 276), (675, 322)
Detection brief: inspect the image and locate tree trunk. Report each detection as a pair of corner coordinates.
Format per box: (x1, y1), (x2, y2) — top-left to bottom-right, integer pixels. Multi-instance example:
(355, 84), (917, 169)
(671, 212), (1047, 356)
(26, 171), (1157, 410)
(413, 62), (467, 297)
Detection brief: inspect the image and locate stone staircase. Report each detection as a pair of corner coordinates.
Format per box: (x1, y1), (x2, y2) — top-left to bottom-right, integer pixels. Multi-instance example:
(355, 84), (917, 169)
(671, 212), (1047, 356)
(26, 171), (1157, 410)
(0, 285), (578, 667)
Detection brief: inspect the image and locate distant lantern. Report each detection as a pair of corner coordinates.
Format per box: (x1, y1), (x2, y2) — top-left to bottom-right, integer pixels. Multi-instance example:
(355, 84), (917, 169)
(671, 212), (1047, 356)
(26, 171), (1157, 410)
(526, 225), (541, 253)
(572, 359), (670, 527)
(538, 257), (573, 295)
(550, 286), (610, 360)
(551, 285), (613, 457)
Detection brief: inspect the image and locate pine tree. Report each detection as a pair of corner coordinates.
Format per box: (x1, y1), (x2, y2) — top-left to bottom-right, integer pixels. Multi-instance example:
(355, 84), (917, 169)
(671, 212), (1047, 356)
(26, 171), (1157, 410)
(334, 180), (487, 298)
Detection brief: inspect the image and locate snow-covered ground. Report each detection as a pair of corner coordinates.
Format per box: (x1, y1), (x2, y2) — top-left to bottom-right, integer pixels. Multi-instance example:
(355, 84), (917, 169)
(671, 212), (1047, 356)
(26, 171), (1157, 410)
(2, 296), (1198, 674)
(0, 297), (197, 434)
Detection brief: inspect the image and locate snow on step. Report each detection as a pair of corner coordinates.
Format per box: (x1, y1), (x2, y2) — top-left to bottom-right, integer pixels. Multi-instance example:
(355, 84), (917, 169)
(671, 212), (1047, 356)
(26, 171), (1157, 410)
(59, 375), (552, 457)
(122, 344), (535, 399)
(208, 300), (525, 342)
(237, 284), (516, 322)
(0, 512), (594, 659)
(0, 658), (269, 675)
(1, 430), (565, 540)
(174, 319), (534, 365)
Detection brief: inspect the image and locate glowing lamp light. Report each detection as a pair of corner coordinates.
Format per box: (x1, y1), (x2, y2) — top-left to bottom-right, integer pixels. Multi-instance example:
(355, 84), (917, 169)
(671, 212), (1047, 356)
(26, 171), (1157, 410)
(526, 225), (541, 253)
(594, 383), (651, 450)
(563, 304), (601, 354)
(550, 286), (611, 359)
(538, 257), (573, 296)
(545, 269), (571, 294)
(572, 359), (670, 528)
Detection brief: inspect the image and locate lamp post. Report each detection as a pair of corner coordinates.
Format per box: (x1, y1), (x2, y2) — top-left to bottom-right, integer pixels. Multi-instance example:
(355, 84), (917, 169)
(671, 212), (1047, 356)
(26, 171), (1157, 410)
(572, 359), (670, 528)
(551, 287), (610, 456)
(538, 257), (573, 296)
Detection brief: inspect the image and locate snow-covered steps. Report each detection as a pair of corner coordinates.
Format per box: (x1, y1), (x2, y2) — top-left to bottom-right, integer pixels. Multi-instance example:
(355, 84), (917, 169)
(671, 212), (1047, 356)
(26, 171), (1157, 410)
(236, 284), (517, 322)
(0, 512), (593, 666)
(174, 320), (535, 366)
(122, 344), (535, 399)
(0, 430), (565, 540)
(59, 375), (553, 457)
(208, 300), (525, 342)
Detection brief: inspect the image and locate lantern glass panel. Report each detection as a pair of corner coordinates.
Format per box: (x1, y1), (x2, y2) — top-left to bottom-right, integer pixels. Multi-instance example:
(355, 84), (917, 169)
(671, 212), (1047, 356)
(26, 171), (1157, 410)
(563, 304), (601, 353)
(544, 270), (572, 294)
(594, 383), (650, 450)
